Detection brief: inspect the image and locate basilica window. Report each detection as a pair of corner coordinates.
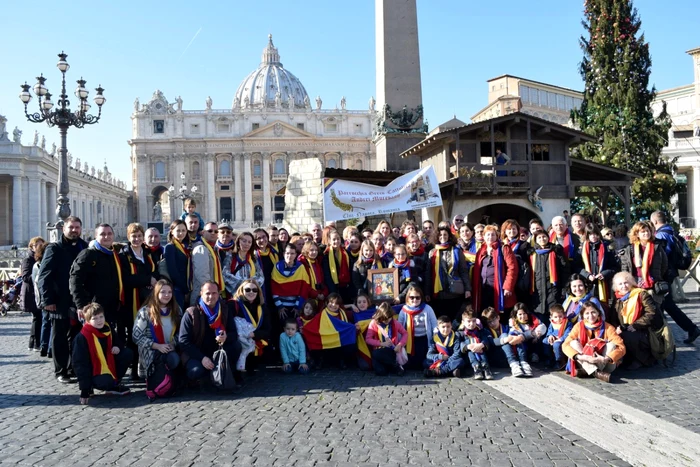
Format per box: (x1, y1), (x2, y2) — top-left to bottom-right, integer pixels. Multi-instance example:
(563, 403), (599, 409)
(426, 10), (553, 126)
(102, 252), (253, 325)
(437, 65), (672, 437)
(192, 161), (201, 180)
(326, 159), (337, 169)
(154, 161), (166, 179)
(153, 120), (164, 134)
(219, 160), (231, 177)
(216, 123), (230, 133)
(325, 122), (338, 132)
(274, 159), (285, 174)
(297, 123), (305, 131)
(252, 123), (260, 131)
(354, 159), (363, 170)
(253, 160), (262, 178)
(190, 124), (200, 135)
(254, 205), (263, 223)
(354, 123), (363, 134)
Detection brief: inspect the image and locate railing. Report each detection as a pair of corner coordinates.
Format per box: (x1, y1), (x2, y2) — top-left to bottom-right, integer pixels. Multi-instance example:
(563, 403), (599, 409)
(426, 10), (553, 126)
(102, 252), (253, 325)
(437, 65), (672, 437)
(216, 175), (233, 182)
(455, 162), (530, 194)
(152, 177), (168, 183)
(271, 173), (287, 181)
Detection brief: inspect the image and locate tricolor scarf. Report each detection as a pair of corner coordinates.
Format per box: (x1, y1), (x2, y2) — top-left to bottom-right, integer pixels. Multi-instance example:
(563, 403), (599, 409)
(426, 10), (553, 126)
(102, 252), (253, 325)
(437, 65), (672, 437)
(633, 242), (655, 289)
(550, 318), (570, 339)
(81, 323), (117, 380)
(127, 247), (155, 318)
(472, 242), (507, 312)
(569, 319), (605, 377)
(431, 243), (461, 297)
(326, 247), (350, 286)
(171, 238), (192, 290)
(203, 241), (225, 296)
(550, 229), (575, 261)
(487, 322), (508, 339)
(231, 251), (257, 277)
(401, 303), (426, 356)
(324, 306), (349, 322)
(94, 242), (124, 304)
(410, 244), (426, 258)
(509, 238), (524, 254)
(430, 330), (456, 370)
(530, 247), (558, 294)
(390, 259), (413, 283)
(271, 261), (310, 300)
(198, 298), (224, 335)
(257, 246), (279, 266)
(149, 309), (177, 344)
(346, 247), (360, 264)
(582, 241), (609, 302)
(301, 256), (322, 291)
(238, 299), (267, 356)
(216, 240), (235, 251)
(510, 313), (542, 334)
(562, 292), (594, 323)
(377, 320), (399, 346)
(616, 288), (644, 325)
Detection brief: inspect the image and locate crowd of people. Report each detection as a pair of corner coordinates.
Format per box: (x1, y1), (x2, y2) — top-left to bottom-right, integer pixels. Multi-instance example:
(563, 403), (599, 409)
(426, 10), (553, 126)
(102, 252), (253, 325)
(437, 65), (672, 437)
(16, 197), (700, 403)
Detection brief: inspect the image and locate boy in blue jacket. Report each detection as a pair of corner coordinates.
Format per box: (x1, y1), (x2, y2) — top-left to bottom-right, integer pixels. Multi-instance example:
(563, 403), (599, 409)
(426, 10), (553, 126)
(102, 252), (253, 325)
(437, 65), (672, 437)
(424, 315), (465, 378)
(542, 304), (572, 370)
(459, 307), (493, 380)
(279, 318), (308, 374)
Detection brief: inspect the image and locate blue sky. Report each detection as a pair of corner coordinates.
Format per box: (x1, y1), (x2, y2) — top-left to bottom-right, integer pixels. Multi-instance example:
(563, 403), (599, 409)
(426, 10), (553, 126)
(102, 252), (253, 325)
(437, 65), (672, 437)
(1, 0), (698, 188)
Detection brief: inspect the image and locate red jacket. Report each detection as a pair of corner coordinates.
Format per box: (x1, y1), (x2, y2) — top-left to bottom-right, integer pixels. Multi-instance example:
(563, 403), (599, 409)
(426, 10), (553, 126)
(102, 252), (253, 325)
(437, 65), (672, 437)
(472, 242), (518, 311)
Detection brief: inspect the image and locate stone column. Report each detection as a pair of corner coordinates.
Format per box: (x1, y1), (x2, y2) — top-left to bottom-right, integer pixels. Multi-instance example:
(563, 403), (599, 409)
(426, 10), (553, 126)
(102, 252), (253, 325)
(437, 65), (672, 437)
(262, 152), (271, 224)
(28, 178), (41, 238)
(40, 180), (48, 234)
(234, 154), (243, 223)
(692, 166), (700, 226)
(12, 176), (24, 244)
(243, 153), (253, 224)
(206, 154), (217, 222)
(137, 154), (149, 224)
(48, 182), (57, 222)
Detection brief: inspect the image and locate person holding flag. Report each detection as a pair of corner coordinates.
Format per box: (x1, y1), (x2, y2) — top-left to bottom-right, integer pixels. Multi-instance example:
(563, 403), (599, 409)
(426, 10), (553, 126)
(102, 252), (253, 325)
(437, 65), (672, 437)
(231, 279), (271, 374)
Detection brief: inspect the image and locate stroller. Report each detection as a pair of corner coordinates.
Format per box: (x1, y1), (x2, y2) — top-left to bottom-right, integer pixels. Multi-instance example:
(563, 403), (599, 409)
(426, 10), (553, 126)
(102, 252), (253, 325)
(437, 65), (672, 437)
(1, 277), (23, 316)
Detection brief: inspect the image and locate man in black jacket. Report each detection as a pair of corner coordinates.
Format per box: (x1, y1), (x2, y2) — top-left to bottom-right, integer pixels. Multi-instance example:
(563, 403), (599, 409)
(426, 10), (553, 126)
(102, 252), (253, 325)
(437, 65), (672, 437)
(37, 216), (88, 383)
(179, 281), (242, 384)
(70, 224), (122, 335)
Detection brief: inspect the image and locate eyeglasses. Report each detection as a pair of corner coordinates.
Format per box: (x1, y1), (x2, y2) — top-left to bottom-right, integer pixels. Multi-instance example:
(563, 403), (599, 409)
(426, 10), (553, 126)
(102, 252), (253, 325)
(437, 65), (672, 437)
(408, 296), (421, 300)
(454, 219), (464, 223)
(243, 288), (258, 293)
(205, 229), (216, 233)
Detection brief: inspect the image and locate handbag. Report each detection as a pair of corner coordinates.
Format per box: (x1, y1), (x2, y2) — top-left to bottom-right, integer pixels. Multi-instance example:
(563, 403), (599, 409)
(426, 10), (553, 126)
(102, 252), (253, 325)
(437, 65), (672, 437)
(653, 281), (670, 297)
(210, 345), (237, 390)
(396, 347), (409, 366)
(448, 275), (465, 295)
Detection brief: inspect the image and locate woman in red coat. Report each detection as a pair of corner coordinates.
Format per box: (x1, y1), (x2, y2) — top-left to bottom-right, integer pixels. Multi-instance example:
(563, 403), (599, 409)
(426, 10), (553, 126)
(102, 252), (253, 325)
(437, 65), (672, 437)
(472, 225), (518, 322)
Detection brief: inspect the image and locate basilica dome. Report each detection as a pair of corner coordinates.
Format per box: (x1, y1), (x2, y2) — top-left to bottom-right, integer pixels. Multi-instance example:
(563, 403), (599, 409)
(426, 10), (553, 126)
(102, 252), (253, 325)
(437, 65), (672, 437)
(233, 35), (309, 110)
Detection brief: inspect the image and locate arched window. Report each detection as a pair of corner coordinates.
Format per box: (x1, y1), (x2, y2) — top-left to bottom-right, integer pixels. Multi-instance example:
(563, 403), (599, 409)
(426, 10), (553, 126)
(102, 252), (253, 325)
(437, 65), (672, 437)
(274, 158), (285, 174)
(254, 160), (262, 177)
(354, 159), (363, 170)
(254, 205), (263, 223)
(154, 161), (165, 179)
(192, 161), (201, 180)
(219, 160), (231, 177)
(327, 158), (337, 169)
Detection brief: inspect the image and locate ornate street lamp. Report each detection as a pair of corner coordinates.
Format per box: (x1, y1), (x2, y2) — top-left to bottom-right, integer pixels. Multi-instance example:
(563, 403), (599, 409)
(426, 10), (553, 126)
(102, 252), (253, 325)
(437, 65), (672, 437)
(168, 172), (200, 206)
(19, 51), (105, 234)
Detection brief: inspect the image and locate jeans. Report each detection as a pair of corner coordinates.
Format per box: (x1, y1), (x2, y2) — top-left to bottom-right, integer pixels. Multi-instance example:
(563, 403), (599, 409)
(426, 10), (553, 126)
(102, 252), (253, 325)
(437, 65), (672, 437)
(423, 352), (466, 373)
(40, 310), (53, 352)
(501, 343), (527, 365)
(371, 347), (399, 375)
(28, 310), (42, 349)
(467, 351), (489, 367)
(282, 362), (309, 374)
(542, 341), (564, 364)
(161, 351), (181, 371)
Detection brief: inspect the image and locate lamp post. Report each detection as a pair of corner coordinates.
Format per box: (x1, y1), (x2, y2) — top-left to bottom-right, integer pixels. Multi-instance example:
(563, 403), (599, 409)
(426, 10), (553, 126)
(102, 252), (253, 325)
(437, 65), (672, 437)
(168, 171), (200, 208)
(19, 51), (105, 236)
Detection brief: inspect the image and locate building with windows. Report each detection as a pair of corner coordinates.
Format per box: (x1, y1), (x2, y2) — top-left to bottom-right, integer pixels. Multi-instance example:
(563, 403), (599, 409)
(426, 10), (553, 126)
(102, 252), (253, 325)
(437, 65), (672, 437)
(471, 75), (583, 126)
(0, 115), (129, 245)
(129, 35), (375, 229)
(653, 47), (700, 228)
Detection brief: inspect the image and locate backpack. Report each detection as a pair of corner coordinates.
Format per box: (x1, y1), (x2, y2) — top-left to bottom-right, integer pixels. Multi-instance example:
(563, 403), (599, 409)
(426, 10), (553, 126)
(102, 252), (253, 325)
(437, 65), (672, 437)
(672, 233), (693, 271)
(146, 354), (175, 401)
(648, 316), (676, 366)
(210, 346), (237, 390)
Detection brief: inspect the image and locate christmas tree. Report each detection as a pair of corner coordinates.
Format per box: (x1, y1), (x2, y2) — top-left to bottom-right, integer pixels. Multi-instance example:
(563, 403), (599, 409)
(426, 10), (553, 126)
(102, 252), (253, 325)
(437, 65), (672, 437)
(572, 0), (675, 218)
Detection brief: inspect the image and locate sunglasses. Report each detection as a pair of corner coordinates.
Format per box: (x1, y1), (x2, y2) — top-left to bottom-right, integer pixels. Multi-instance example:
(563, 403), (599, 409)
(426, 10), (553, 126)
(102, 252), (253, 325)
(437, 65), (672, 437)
(408, 296), (421, 300)
(205, 229), (216, 233)
(243, 288), (258, 293)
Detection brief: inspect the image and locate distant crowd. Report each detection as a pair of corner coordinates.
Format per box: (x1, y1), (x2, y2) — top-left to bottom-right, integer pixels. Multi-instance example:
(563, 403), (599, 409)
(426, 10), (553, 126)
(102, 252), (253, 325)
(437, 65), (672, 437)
(15, 196), (699, 403)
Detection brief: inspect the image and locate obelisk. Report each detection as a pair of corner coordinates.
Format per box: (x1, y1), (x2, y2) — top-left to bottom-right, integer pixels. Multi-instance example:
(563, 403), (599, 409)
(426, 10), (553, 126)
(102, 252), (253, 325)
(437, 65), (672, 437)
(374, 0), (425, 172)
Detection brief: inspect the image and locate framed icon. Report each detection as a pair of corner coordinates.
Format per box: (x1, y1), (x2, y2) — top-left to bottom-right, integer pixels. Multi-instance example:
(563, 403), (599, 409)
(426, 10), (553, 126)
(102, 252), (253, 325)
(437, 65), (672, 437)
(367, 268), (399, 303)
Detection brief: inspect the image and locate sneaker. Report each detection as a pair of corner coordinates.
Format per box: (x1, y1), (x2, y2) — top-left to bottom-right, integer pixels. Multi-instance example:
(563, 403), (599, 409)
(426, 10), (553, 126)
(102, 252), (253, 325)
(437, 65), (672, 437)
(684, 327), (700, 345)
(530, 353), (540, 363)
(56, 375), (73, 384)
(510, 362), (524, 377)
(483, 366), (494, 380)
(32, 347), (41, 352)
(473, 371), (484, 380)
(521, 362), (533, 377)
(105, 385), (130, 396)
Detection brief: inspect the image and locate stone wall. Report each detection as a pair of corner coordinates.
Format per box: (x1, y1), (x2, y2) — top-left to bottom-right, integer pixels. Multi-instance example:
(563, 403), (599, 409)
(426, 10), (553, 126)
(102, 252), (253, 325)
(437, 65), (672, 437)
(282, 157), (324, 233)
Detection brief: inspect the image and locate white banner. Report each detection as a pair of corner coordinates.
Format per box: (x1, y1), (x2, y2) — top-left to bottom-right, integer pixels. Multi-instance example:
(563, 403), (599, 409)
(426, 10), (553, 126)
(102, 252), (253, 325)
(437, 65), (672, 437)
(323, 166), (443, 222)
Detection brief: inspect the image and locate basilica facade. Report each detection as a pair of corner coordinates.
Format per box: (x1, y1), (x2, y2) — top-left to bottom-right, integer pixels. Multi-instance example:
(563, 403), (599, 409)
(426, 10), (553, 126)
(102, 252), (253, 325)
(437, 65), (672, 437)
(129, 36), (375, 229)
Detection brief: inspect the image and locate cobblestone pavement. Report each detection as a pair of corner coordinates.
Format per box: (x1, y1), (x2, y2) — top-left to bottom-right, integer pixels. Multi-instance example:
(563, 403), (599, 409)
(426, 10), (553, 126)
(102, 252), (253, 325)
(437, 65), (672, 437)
(6, 302), (694, 466)
(552, 292), (700, 434)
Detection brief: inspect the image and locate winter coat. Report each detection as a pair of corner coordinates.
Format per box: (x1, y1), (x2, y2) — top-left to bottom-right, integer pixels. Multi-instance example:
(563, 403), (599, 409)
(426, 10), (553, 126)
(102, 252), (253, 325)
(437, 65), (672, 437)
(38, 235), (88, 318)
(69, 245), (123, 324)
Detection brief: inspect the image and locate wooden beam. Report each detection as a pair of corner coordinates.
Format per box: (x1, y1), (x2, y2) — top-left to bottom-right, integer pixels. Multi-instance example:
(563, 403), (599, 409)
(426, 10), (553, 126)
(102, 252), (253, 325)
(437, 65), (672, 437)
(570, 180), (634, 187)
(536, 126), (552, 136)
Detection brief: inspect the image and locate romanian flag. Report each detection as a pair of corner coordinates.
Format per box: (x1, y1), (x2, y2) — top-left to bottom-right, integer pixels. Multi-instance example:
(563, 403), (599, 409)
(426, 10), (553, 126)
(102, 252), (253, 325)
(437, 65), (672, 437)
(354, 308), (376, 370)
(302, 309), (357, 350)
(271, 261), (310, 298)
